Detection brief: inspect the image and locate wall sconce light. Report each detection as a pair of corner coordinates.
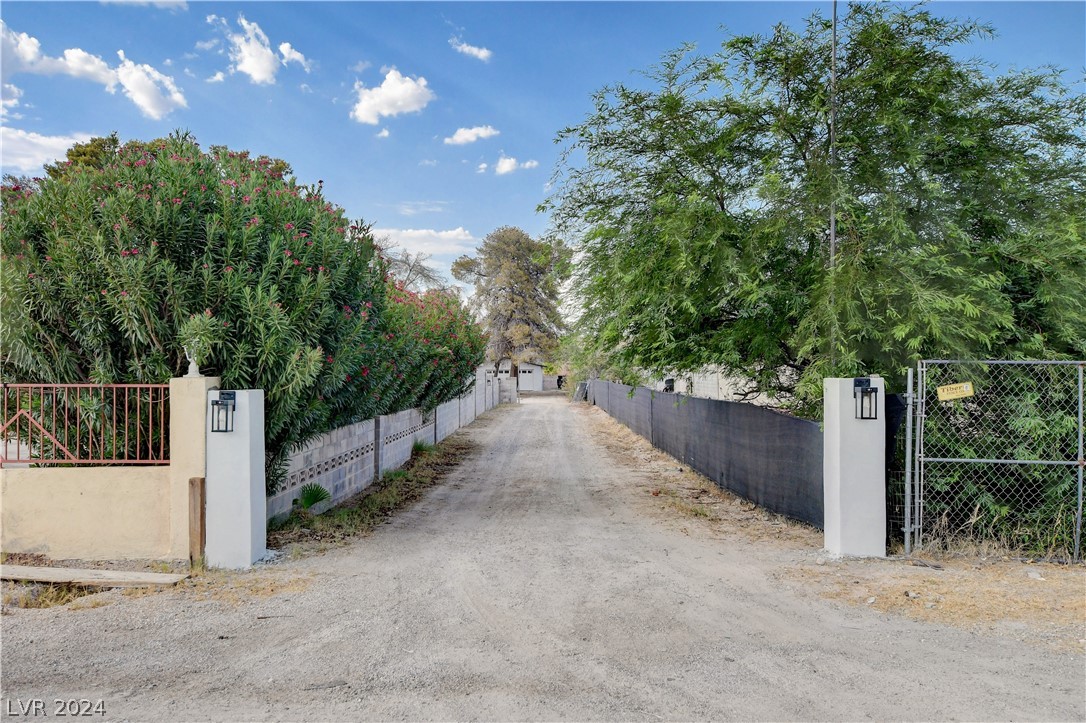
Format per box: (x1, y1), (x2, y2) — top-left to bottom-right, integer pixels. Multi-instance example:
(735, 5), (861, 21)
(211, 390), (236, 433)
(853, 378), (878, 420)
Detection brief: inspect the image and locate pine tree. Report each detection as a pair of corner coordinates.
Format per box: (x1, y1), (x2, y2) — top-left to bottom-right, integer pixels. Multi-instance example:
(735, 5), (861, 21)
(452, 226), (566, 374)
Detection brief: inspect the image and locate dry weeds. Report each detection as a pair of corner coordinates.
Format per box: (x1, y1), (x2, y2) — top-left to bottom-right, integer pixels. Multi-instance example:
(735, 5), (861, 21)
(266, 434), (478, 557)
(1, 581), (105, 610)
(579, 403), (1086, 649)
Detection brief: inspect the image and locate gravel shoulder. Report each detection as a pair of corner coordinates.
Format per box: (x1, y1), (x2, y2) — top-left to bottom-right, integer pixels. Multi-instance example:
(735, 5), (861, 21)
(2, 395), (1083, 722)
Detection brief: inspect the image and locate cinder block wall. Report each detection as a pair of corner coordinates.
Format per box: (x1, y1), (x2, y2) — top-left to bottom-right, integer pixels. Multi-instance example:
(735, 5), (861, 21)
(378, 408), (433, 475)
(268, 419), (376, 520)
(266, 367), (500, 522)
(436, 399), (460, 442)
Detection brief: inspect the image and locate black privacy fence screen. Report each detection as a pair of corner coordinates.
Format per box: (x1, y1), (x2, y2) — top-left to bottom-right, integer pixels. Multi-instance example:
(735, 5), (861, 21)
(589, 381), (823, 528)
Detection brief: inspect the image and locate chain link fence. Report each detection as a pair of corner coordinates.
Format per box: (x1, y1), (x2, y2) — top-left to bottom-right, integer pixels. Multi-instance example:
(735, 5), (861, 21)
(914, 360), (1084, 561)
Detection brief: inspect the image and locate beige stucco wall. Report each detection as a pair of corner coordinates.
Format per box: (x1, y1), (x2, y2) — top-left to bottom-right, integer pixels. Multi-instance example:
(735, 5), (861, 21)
(0, 467), (171, 559)
(168, 376), (218, 558)
(0, 376), (219, 561)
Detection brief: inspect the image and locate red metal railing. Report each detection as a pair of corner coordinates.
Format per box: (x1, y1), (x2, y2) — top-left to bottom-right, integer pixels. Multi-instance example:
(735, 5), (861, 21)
(1, 384), (170, 467)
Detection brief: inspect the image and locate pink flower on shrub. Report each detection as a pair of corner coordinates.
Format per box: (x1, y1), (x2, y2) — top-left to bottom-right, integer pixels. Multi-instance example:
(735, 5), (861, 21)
(120, 291), (128, 297)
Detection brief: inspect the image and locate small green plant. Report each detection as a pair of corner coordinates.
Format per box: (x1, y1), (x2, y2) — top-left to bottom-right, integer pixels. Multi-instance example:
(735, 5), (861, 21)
(412, 439), (435, 456)
(298, 483), (331, 509)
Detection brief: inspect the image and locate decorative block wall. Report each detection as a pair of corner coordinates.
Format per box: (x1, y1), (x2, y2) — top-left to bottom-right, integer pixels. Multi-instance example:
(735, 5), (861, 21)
(268, 419), (376, 521)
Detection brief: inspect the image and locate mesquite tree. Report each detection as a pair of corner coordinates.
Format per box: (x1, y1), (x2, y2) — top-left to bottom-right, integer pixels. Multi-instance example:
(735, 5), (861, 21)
(543, 4), (1086, 411)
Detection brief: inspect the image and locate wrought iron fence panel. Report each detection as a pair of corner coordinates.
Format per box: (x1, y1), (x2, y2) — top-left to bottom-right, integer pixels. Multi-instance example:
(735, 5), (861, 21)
(1, 384), (170, 466)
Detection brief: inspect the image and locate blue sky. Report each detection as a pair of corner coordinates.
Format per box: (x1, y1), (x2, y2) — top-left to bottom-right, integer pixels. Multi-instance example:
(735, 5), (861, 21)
(2, 1), (1083, 284)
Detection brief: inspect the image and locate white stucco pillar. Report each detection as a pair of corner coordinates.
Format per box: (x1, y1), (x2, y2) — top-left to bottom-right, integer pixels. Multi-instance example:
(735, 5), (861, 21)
(205, 389), (267, 568)
(823, 377), (886, 557)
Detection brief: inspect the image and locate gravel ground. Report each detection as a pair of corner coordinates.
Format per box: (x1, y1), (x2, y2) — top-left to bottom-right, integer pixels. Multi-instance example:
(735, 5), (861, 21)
(1, 394), (1083, 722)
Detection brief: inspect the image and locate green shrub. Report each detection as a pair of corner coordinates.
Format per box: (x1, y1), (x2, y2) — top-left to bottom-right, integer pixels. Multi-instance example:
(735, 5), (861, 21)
(0, 131), (485, 490)
(298, 482), (332, 509)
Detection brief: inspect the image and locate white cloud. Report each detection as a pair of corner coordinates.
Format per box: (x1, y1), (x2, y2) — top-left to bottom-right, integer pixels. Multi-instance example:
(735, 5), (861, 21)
(1, 127), (94, 172)
(494, 155), (539, 175)
(194, 38), (220, 52)
(225, 15), (279, 84)
(114, 50), (187, 120)
(278, 42), (311, 73)
(206, 71), (224, 83)
(349, 60), (371, 73)
(494, 156), (518, 175)
(372, 227), (477, 256)
(376, 128), (389, 139)
(418, 159), (437, 167)
(397, 201), (448, 216)
(449, 36), (491, 62)
(300, 83), (312, 93)
(350, 68), (435, 125)
(0, 21), (185, 120)
(213, 16), (310, 85)
(2, 82), (23, 119)
(476, 163), (488, 173)
(444, 125), (499, 145)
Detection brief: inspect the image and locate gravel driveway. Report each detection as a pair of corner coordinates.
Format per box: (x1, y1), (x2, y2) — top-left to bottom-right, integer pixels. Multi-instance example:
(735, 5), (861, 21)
(2, 394), (1083, 721)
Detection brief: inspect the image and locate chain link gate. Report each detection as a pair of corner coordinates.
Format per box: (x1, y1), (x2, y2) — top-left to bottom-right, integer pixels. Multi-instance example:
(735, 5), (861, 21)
(906, 360), (1084, 561)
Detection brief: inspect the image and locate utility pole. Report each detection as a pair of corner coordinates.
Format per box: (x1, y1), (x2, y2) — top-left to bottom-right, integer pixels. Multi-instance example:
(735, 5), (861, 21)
(829, 0), (838, 369)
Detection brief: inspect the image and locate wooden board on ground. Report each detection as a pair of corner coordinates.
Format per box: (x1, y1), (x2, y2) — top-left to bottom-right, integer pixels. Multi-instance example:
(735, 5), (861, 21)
(1, 565), (187, 587)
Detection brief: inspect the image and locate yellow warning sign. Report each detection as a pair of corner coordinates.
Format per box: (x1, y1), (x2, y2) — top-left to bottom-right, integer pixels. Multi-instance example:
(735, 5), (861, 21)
(937, 382), (975, 401)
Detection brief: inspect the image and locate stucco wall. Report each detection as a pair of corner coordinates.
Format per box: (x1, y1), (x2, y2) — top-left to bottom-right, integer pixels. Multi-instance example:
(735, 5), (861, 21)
(1, 467), (171, 559)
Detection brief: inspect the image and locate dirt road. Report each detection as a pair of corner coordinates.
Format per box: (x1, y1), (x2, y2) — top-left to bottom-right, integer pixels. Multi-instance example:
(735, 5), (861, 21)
(2, 394), (1083, 721)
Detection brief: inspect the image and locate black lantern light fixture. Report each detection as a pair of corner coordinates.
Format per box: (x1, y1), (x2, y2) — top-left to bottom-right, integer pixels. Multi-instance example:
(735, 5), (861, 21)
(211, 390), (236, 433)
(853, 378), (878, 420)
